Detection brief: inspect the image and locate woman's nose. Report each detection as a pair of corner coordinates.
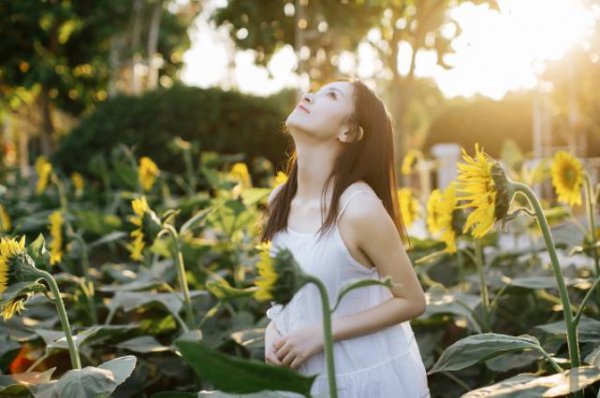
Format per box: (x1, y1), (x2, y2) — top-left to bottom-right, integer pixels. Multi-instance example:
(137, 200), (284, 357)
(302, 93), (312, 103)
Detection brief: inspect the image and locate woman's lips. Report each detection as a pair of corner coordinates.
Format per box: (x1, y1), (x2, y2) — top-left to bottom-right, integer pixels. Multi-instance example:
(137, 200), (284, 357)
(297, 104), (310, 114)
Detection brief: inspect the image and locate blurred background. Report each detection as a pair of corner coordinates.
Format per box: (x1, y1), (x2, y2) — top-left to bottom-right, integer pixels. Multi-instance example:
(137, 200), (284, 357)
(1, 0), (599, 200)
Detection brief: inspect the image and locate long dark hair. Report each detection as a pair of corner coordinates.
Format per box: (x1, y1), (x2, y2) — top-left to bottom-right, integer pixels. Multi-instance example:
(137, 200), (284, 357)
(260, 78), (410, 248)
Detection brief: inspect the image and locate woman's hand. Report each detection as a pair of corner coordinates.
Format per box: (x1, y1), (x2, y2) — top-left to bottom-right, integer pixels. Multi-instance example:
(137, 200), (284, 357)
(273, 325), (324, 370)
(264, 320), (284, 366)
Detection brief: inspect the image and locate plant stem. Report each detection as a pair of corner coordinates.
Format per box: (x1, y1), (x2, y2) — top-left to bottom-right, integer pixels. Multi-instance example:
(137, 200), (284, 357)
(305, 275), (338, 398)
(164, 224), (195, 329)
(72, 233), (97, 324)
(183, 148), (197, 196)
(474, 240), (491, 332)
(573, 275), (600, 327)
(583, 172), (600, 308)
(512, 182), (580, 370)
(34, 269), (81, 369)
(584, 173), (600, 276)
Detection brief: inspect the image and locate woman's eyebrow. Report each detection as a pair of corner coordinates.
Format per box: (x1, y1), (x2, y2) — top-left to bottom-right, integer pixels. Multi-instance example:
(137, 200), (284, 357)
(319, 87), (345, 97)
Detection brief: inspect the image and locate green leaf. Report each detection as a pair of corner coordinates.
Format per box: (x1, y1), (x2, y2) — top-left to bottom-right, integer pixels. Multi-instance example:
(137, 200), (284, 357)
(584, 345), (600, 367)
(72, 210), (122, 236)
(175, 340), (315, 397)
(462, 366), (600, 397)
(428, 333), (544, 374)
(105, 291), (187, 316)
(35, 356), (136, 398)
(421, 287), (482, 333)
(97, 355), (137, 387)
(0, 384), (33, 397)
(116, 336), (171, 354)
(535, 315), (600, 342)
(38, 325), (136, 350)
(509, 276), (589, 290)
(152, 393), (199, 398)
(25, 234), (50, 268)
(87, 231), (128, 250)
(45, 367), (116, 398)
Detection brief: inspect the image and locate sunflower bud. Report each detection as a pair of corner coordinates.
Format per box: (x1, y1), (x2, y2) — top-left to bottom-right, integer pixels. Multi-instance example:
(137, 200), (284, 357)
(0, 237), (45, 320)
(253, 241), (307, 305)
(456, 144), (512, 239)
(126, 197), (163, 261)
(491, 162), (512, 230)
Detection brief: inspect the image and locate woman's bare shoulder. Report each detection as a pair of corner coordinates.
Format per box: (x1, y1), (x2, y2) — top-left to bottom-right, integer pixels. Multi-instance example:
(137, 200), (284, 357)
(340, 180), (378, 202)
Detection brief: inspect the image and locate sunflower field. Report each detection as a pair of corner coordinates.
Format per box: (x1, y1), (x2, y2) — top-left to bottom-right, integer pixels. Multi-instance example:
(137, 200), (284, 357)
(0, 137), (598, 398)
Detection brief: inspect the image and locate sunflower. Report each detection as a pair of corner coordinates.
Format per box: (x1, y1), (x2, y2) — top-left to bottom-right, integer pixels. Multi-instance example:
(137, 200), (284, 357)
(126, 196), (162, 261)
(48, 211), (64, 266)
(0, 237), (40, 318)
(426, 189), (444, 234)
(550, 151), (584, 206)
(254, 242), (277, 301)
(0, 204), (11, 233)
(401, 149), (423, 175)
(456, 144), (511, 239)
(253, 241), (304, 305)
(230, 162), (253, 189)
(272, 171), (288, 188)
(70, 172), (85, 196)
(139, 156), (160, 192)
(398, 188), (420, 228)
(35, 156), (53, 195)
(427, 183), (459, 253)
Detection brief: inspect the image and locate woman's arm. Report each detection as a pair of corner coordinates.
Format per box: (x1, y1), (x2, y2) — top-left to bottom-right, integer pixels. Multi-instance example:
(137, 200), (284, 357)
(331, 193), (427, 342)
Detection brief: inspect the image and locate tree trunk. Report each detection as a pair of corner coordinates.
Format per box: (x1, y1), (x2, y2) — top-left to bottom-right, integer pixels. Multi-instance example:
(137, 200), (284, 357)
(38, 88), (54, 156)
(147, 0), (164, 90)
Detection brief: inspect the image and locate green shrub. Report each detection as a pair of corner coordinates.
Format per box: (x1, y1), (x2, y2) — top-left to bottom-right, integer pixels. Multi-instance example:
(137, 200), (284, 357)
(52, 84), (294, 177)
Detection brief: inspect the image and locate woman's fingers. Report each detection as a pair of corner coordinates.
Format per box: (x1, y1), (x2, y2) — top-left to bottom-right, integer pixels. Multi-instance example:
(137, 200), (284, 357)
(266, 350), (282, 365)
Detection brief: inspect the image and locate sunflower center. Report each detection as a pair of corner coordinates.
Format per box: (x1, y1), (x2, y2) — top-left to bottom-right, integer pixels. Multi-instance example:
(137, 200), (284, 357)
(564, 167), (577, 186)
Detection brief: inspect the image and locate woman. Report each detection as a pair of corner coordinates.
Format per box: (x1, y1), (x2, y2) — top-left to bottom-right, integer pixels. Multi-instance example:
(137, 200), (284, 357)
(261, 78), (431, 398)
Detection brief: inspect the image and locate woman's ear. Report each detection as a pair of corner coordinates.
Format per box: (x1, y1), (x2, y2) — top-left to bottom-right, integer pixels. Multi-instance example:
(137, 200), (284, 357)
(354, 125), (364, 141)
(338, 125), (364, 143)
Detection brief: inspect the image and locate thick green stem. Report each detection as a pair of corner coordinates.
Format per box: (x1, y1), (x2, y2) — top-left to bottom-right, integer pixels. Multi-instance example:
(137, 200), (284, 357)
(583, 173), (600, 310)
(35, 269), (81, 369)
(584, 173), (599, 277)
(512, 182), (580, 369)
(474, 240), (491, 332)
(164, 225), (196, 329)
(305, 275), (338, 398)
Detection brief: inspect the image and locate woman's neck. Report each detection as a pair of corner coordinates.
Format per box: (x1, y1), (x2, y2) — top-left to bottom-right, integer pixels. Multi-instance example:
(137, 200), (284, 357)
(294, 142), (337, 205)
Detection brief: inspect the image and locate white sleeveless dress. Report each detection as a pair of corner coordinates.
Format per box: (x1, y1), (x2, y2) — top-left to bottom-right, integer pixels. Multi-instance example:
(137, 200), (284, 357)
(266, 190), (431, 398)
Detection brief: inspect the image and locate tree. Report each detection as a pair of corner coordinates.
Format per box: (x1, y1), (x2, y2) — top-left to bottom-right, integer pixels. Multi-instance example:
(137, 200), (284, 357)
(210, 0), (498, 182)
(0, 0), (200, 156)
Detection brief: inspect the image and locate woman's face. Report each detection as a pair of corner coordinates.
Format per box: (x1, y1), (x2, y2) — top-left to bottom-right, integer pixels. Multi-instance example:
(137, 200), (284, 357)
(285, 81), (355, 142)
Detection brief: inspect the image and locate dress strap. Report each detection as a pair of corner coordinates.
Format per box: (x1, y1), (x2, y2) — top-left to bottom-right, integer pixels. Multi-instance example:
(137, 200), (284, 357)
(336, 190), (382, 223)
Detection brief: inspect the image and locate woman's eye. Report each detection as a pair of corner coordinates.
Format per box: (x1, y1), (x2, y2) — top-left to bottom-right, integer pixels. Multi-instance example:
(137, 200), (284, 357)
(328, 92), (336, 98)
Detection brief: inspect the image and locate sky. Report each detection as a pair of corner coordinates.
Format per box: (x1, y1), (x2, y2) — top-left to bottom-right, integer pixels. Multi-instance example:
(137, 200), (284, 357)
(180, 0), (596, 100)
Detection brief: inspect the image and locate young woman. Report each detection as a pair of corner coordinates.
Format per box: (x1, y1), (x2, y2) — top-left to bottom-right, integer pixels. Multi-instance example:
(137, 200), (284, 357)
(261, 79), (431, 398)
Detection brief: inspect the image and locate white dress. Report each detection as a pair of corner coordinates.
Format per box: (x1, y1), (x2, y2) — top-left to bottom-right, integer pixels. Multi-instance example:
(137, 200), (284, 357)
(266, 190), (431, 398)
